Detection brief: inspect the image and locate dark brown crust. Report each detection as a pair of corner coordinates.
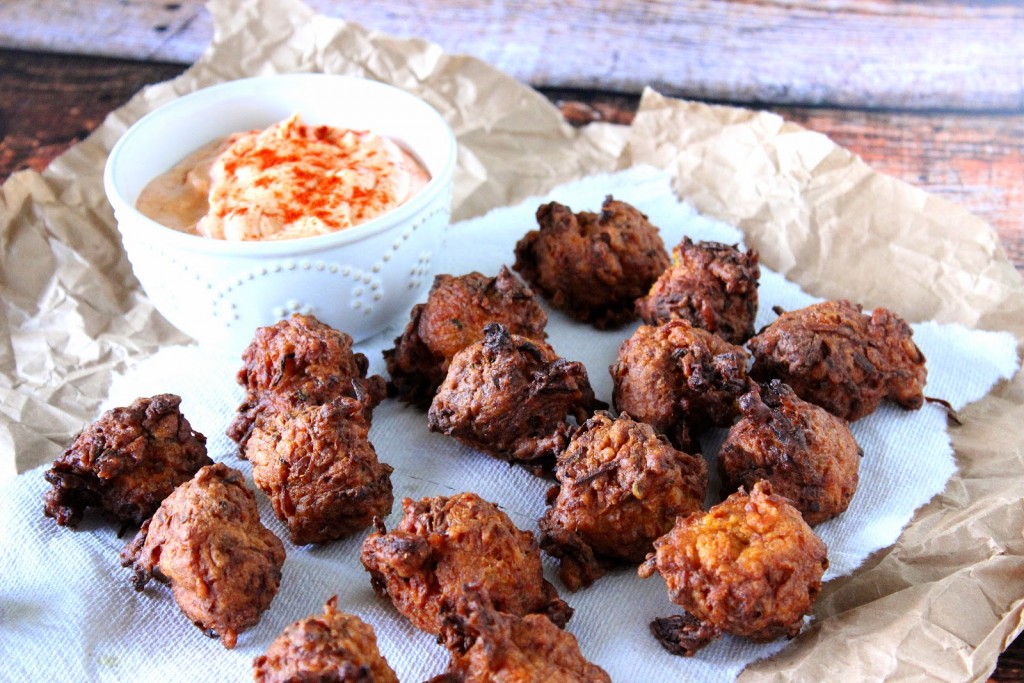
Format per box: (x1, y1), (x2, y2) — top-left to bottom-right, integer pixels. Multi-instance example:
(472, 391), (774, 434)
(635, 238), (760, 344)
(513, 196), (670, 329)
(649, 613), (722, 657)
(383, 266), (548, 407)
(227, 313), (386, 451)
(360, 492), (573, 637)
(252, 595), (399, 683)
(244, 397), (394, 545)
(747, 299), (927, 421)
(718, 381), (861, 525)
(434, 588), (611, 683)
(539, 412), (707, 591)
(120, 463), (286, 649)
(610, 320), (749, 450)
(639, 481), (828, 654)
(428, 323), (603, 468)
(43, 393), (211, 528)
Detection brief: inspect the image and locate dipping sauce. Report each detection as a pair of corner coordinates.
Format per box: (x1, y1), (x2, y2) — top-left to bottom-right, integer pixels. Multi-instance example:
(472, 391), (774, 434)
(136, 114), (431, 241)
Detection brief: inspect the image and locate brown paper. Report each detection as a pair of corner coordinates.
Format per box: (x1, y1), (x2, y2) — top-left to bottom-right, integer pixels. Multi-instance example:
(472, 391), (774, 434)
(2, 0), (1022, 679)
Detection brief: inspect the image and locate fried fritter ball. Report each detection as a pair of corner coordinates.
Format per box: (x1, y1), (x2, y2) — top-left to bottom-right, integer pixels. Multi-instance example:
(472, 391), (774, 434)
(244, 397), (394, 545)
(360, 492), (573, 636)
(610, 320), (749, 451)
(121, 463), (286, 649)
(718, 381), (861, 525)
(384, 266), (548, 406)
(638, 481), (828, 656)
(253, 595), (399, 683)
(43, 394), (211, 528)
(513, 196), (670, 329)
(539, 412), (707, 591)
(428, 588), (610, 683)
(428, 323), (602, 469)
(227, 313), (386, 450)
(747, 300), (927, 422)
(635, 238), (760, 344)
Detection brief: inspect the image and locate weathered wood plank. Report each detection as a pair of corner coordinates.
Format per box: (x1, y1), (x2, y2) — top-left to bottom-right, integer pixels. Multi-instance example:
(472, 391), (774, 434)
(546, 88), (1024, 271)
(780, 106), (1024, 271)
(1, 0), (1022, 111)
(0, 51), (187, 177)
(2, 51), (1021, 272)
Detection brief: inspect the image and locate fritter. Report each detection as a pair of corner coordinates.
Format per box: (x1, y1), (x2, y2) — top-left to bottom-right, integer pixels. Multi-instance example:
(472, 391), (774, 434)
(718, 380), (861, 525)
(428, 588), (610, 683)
(227, 313), (386, 450)
(747, 299), (927, 421)
(635, 237), (760, 344)
(384, 266), (548, 407)
(428, 323), (602, 470)
(610, 320), (749, 451)
(244, 397), (394, 545)
(539, 412), (707, 591)
(638, 481), (828, 656)
(513, 196), (670, 329)
(360, 492), (573, 636)
(121, 463), (286, 649)
(253, 595), (399, 683)
(43, 393), (210, 528)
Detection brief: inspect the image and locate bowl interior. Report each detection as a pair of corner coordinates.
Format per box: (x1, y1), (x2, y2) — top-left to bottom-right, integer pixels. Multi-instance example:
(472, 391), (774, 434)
(105, 74), (455, 252)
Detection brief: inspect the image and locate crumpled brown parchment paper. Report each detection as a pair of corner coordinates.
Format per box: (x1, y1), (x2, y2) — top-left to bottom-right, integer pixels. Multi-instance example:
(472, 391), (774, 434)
(0, 0), (1021, 679)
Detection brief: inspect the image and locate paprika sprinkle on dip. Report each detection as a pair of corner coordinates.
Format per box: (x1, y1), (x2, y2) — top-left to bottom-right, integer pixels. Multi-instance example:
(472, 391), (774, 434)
(136, 114), (431, 241)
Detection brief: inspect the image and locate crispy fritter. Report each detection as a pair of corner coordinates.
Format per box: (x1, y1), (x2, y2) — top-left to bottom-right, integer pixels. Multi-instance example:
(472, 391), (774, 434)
(120, 463), (286, 649)
(539, 412), (707, 591)
(384, 266), (548, 406)
(43, 394), (210, 528)
(513, 196), (670, 329)
(638, 481), (828, 656)
(253, 595), (399, 683)
(610, 320), (749, 451)
(747, 300), (927, 422)
(718, 381), (861, 525)
(428, 323), (602, 469)
(227, 313), (387, 450)
(635, 238), (760, 344)
(244, 397), (394, 545)
(428, 588), (610, 683)
(360, 492), (573, 636)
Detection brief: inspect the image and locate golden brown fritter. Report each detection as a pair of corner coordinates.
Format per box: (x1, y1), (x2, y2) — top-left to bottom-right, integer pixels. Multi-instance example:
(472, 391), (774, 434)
(244, 397), (394, 545)
(360, 492), (573, 637)
(428, 323), (602, 470)
(638, 481), (828, 656)
(253, 595), (399, 683)
(384, 266), (548, 407)
(718, 381), (861, 525)
(227, 313), (387, 450)
(121, 463), (286, 649)
(43, 394), (211, 528)
(513, 196), (670, 329)
(610, 320), (749, 451)
(635, 238), (760, 344)
(747, 300), (927, 422)
(539, 412), (707, 591)
(427, 588), (610, 683)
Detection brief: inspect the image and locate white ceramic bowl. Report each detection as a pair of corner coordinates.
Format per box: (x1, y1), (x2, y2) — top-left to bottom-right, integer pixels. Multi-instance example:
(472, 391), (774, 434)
(104, 74), (456, 355)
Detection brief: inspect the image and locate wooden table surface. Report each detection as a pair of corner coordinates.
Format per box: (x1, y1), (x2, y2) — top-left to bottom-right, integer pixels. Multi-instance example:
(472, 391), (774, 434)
(1, 1), (1022, 679)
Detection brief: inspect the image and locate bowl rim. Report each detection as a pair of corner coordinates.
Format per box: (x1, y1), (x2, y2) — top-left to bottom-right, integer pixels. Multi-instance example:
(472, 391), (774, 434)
(103, 73), (457, 257)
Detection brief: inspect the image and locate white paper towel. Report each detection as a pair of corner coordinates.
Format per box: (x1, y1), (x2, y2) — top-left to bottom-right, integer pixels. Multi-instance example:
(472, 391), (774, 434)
(1, 167), (1018, 682)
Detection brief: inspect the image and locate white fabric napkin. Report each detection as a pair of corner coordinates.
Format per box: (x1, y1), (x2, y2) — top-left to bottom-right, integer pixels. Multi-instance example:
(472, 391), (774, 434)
(1, 167), (1017, 682)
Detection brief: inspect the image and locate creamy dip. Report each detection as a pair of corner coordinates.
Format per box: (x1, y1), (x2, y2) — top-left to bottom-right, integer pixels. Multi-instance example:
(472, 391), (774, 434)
(136, 114), (431, 241)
